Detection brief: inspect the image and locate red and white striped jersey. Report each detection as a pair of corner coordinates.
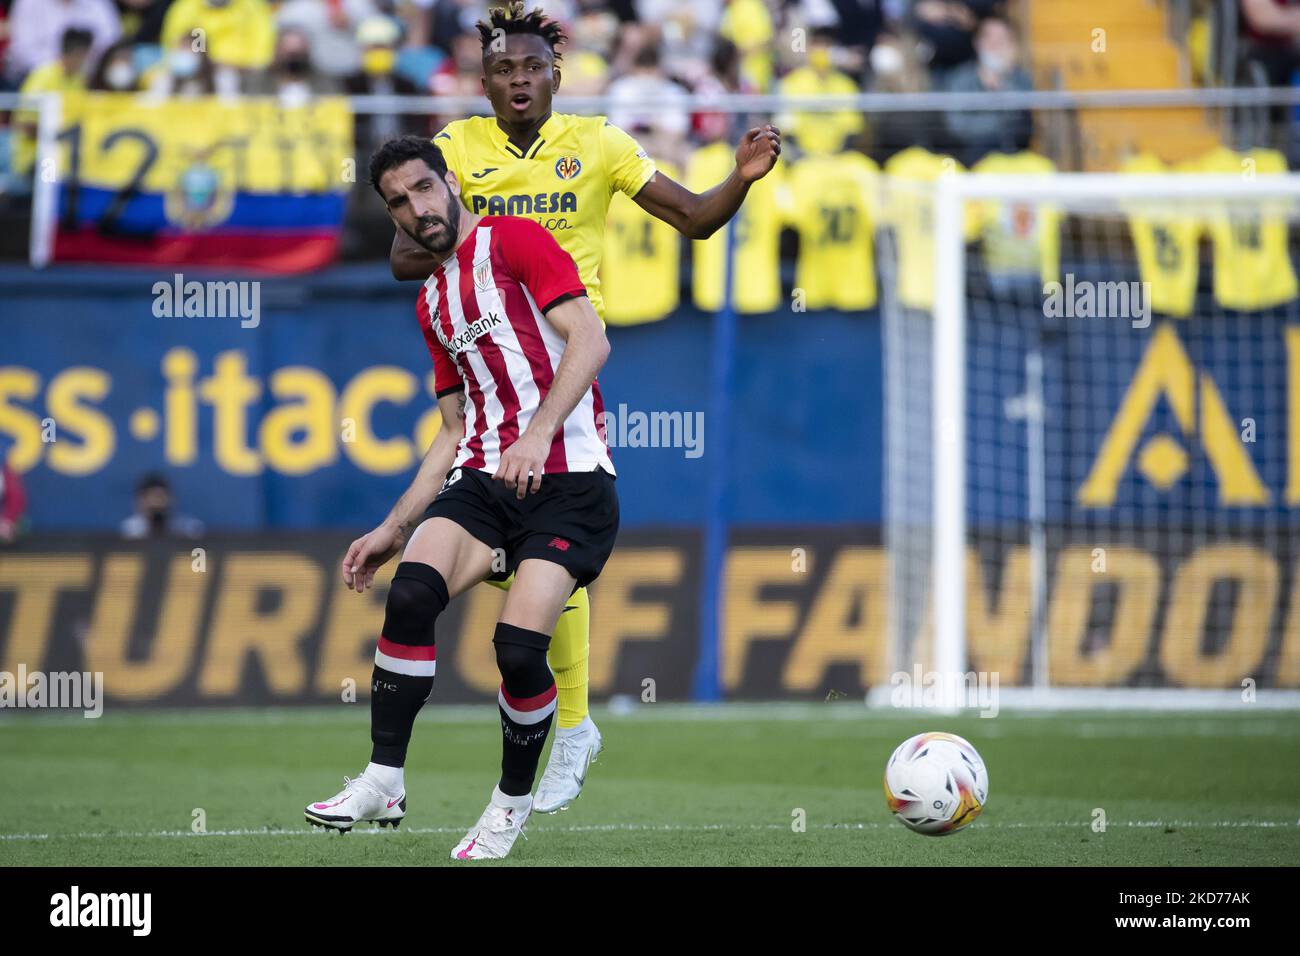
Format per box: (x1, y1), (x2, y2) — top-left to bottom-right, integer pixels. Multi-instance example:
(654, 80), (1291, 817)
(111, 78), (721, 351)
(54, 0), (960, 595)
(416, 215), (614, 476)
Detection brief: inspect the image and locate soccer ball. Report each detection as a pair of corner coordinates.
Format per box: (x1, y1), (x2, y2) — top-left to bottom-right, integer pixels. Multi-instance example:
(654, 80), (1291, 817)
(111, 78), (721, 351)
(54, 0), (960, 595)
(883, 731), (988, 836)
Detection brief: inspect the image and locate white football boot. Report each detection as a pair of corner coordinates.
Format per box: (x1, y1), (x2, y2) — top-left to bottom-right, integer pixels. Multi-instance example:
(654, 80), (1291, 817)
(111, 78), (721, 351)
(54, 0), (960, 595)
(451, 787), (532, 860)
(305, 773), (405, 832)
(533, 715), (602, 813)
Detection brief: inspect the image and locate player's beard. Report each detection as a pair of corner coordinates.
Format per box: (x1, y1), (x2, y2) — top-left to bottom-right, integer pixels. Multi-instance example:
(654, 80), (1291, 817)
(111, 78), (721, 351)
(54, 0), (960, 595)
(409, 195), (460, 256)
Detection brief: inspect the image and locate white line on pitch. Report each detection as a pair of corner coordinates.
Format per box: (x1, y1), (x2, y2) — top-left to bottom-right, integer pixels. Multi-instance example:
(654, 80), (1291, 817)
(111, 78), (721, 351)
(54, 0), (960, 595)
(9, 702), (1298, 728)
(1, 819), (1297, 842)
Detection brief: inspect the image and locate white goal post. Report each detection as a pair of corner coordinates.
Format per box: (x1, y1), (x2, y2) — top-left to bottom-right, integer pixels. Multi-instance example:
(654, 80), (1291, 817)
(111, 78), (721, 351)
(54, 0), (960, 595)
(883, 172), (1300, 710)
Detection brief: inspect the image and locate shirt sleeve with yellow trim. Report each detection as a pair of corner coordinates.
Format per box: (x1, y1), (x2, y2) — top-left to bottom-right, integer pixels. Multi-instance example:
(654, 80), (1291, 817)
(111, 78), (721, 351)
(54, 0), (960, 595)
(599, 119), (657, 198)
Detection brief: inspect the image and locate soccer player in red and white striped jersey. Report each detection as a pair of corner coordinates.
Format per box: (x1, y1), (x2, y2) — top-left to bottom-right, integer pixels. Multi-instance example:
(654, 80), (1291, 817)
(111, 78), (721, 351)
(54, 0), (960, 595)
(305, 136), (619, 861)
(415, 209), (613, 479)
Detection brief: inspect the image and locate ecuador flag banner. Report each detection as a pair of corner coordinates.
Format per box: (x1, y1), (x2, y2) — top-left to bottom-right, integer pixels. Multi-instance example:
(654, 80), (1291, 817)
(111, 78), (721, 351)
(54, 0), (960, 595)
(51, 93), (354, 273)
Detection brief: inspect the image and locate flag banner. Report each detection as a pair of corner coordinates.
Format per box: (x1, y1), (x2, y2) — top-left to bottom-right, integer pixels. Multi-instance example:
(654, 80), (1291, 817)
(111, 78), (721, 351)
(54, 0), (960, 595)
(50, 93), (353, 273)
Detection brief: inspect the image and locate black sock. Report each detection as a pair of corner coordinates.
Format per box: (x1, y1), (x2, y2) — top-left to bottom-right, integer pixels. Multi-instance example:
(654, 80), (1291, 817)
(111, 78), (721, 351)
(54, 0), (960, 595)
(369, 562), (448, 768)
(493, 623), (557, 797)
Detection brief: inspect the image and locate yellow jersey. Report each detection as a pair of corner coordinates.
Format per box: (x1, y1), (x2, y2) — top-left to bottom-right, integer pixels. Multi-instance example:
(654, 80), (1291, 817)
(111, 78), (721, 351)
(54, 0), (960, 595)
(15, 65), (84, 174)
(719, 0), (775, 91)
(687, 141), (784, 313)
(786, 151), (879, 310)
(1192, 145), (1298, 311)
(433, 112), (657, 318)
(161, 0), (275, 70)
(1120, 152), (1201, 318)
(777, 67), (865, 156)
(882, 147), (978, 310)
(601, 160), (682, 324)
(971, 150), (1061, 285)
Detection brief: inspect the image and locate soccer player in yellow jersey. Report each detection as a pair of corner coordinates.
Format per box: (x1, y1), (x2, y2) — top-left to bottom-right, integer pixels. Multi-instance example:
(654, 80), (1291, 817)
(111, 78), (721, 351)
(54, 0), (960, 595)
(344, 2), (781, 815)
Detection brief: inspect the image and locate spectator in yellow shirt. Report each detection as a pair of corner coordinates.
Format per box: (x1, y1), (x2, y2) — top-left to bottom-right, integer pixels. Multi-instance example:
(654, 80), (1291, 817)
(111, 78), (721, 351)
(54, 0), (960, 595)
(14, 28), (93, 176)
(160, 0), (275, 74)
(720, 0), (774, 91)
(778, 27), (865, 156)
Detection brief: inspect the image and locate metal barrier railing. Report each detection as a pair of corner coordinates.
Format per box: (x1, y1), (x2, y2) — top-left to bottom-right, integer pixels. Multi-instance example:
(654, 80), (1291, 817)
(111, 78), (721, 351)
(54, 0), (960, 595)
(11, 86), (1300, 118)
(10, 85), (1300, 268)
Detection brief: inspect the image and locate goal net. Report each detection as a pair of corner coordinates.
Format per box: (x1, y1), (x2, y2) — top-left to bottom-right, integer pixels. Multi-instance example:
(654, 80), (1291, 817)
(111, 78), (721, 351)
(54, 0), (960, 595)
(877, 167), (1300, 709)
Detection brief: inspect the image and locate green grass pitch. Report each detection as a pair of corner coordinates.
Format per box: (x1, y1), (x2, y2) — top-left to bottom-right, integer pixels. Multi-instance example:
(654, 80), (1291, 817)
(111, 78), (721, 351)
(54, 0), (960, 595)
(2, 704), (1298, 866)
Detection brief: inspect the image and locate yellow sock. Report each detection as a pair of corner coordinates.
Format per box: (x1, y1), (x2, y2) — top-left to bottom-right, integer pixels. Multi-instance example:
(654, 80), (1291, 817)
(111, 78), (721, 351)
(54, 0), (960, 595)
(549, 586), (590, 729)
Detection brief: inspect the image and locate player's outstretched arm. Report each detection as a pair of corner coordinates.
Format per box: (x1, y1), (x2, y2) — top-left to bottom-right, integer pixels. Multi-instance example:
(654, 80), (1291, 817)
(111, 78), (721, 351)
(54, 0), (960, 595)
(494, 295), (610, 499)
(342, 390), (465, 592)
(632, 124), (781, 240)
(390, 227), (439, 281)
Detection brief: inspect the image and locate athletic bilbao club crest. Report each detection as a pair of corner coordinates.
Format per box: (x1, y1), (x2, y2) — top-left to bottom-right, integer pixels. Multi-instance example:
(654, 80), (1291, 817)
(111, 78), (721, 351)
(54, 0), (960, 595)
(555, 156), (581, 180)
(473, 257), (493, 291)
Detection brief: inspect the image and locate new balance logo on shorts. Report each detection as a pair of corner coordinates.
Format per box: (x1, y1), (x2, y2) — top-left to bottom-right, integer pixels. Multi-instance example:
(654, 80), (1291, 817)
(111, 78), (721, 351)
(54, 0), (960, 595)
(548, 537), (570, 551)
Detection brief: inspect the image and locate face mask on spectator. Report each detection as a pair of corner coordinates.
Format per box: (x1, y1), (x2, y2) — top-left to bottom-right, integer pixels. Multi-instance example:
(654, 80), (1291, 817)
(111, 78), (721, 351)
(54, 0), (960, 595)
(808, 47), (832, 72)
(280, 82), (311, 108)
(169, 50), (200, 78)
(283, 56), (311, 77)
(106, 61), (135, 90)
(362, 48), (396, 76)
(870, 43), (904, 77)
(978, 51), (1012, 75)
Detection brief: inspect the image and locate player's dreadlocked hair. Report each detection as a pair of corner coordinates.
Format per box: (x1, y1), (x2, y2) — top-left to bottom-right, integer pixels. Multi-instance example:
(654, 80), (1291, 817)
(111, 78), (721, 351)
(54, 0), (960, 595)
(476, 2), (567, 63)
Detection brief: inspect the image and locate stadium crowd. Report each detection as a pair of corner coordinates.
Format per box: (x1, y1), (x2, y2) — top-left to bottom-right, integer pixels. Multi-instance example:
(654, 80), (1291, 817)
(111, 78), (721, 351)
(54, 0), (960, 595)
(0, 1), (1040, 544)
(0, 0), (1033, 171)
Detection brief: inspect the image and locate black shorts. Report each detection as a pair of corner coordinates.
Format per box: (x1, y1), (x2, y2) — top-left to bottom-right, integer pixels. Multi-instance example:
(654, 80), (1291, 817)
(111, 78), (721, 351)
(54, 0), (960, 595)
(422, 466), (619, 587)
